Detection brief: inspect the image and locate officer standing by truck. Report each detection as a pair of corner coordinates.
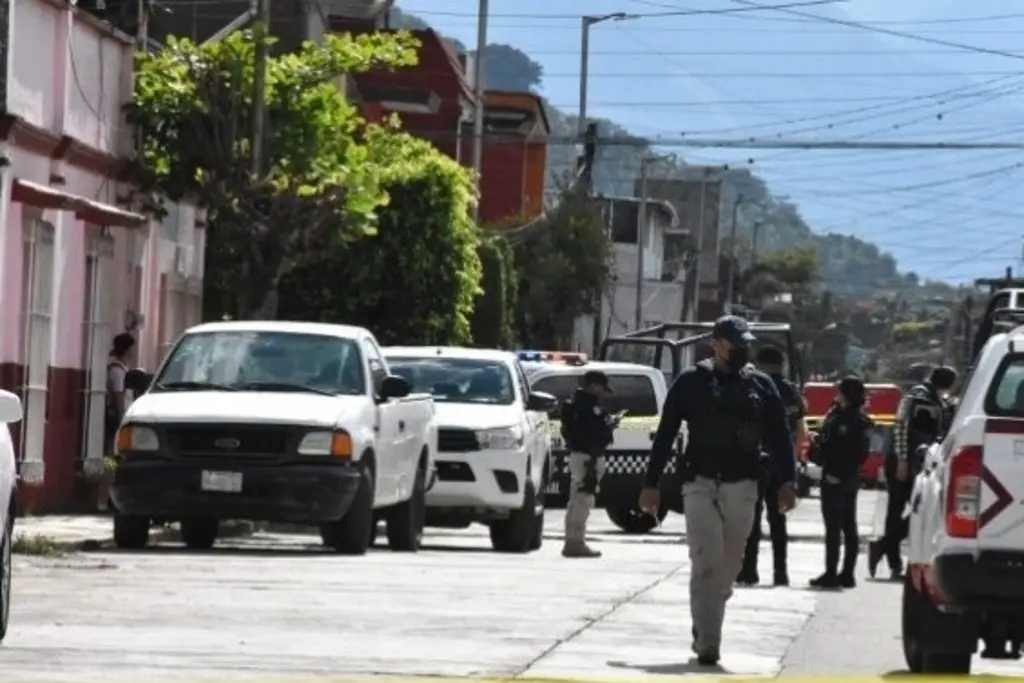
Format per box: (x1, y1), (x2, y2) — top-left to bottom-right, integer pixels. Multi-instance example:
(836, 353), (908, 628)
(638, 316), (797, 666)
(738, 345), (805, 587)
(868, 365), (957, 579)
(561, 370), (620, 559)
(809, 376), (873, 589)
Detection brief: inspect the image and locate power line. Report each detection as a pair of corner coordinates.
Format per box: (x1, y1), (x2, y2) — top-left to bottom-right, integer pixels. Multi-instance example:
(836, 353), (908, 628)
(402, 0), (845, 21)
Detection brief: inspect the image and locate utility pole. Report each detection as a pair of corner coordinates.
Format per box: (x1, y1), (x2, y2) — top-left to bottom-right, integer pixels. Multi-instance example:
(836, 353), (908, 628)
(250, 0), (270, 177)
(471, 0), (489, 222)
(636, 159), (649, 331)
(577, 13), (629, 139)
(689, 167), (712, 323)
(725, 193), (743, 309)
(752, 221), (763, 264)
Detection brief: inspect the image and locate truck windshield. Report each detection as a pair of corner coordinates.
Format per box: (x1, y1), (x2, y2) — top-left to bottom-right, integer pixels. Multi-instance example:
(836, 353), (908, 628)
(386, 357), (515, 405)
(154, 331), (365, 396)
(529, 373), (659, 417)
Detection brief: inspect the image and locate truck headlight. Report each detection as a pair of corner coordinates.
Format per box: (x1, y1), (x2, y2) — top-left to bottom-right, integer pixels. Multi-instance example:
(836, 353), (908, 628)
(115, 425), (159, 454)
(477, 426), (524, 450)
(298, 430), (352, 458)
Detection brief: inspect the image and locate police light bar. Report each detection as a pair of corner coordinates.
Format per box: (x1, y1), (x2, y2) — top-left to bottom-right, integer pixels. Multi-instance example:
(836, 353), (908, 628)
(514, 350), (588, 364)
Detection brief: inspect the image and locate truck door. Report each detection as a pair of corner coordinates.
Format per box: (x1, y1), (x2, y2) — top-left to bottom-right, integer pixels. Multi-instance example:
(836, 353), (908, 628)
(363, 338), (402, 505)
(974, 356), (1024, 547)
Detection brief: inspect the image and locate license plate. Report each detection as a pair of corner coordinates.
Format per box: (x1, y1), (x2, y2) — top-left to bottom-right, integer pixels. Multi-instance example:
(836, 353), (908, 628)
(201, 470), (242, 493)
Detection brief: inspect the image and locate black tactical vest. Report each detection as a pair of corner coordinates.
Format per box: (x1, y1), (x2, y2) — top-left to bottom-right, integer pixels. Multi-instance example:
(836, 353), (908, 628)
(685, 361), (766, 482)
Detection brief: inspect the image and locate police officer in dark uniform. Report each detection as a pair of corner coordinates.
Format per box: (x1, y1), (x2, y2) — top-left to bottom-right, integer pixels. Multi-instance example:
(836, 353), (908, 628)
(868, 365), (958, 579)
(638, 316), (797, 666)
(809, 376), (874, 589)
(738, 345), (805, 587)
(560, 370), (619, 558)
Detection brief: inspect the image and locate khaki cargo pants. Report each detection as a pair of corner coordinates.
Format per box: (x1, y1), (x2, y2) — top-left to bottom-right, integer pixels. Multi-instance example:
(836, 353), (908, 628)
(684, 476), (760, 652)
(565, 452), (607, 543)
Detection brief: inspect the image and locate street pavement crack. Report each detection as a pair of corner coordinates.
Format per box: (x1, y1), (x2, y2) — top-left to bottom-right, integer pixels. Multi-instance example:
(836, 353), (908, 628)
(511, 561), (688, 678)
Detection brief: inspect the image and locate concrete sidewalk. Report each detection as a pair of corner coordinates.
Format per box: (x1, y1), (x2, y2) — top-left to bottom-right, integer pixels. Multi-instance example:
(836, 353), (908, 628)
(11, 515), (255, 552)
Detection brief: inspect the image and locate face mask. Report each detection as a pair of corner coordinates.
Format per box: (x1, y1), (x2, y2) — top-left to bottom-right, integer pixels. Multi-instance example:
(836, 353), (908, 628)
(725, 346), (749, 371)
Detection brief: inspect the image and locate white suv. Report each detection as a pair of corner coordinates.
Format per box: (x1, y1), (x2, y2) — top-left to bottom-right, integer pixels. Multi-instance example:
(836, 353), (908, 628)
(904, 325), (1024, 674)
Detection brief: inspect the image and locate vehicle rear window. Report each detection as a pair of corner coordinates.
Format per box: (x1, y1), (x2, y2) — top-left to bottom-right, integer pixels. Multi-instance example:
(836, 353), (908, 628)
(530, 374), (659, 417)
(985, 355), (1024, 416)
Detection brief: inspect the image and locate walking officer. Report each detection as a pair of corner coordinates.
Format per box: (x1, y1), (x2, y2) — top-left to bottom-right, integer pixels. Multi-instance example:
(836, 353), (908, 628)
(868, 365), (957, 578)
(738, 345), (806, 587)
(639, 315), (797, 666)
(561, 370), (620, 558)
(809, 376), (874, 589)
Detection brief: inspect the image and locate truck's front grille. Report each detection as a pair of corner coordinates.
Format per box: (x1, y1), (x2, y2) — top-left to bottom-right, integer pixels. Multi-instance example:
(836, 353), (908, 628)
(438, 428), (479, 453)
(165, 424), (293, 457)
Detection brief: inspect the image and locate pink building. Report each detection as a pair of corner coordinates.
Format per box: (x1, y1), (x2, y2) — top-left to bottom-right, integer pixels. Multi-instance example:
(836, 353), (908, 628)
(0, 0), (205, 512)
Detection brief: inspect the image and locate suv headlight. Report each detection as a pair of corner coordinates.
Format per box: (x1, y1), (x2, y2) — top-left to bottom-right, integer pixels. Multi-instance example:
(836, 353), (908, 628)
(115, 425), (159, 454)
(477, 426), (524, 450)
(298, 430), (353, 458)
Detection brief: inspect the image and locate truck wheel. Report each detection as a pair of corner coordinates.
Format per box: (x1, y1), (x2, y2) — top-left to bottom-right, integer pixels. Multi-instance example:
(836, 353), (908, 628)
(323, 464), (374, 556)
(113, 513), (150, 550)
(0, 519), (11, 644)
(921, 652), (972, 674)
(180, 517), (219, 550)
(490, 480), (541, 553)
(901, 573), (925, 673)
(386, 462), (426, 552)
(607, 504), (666, 534)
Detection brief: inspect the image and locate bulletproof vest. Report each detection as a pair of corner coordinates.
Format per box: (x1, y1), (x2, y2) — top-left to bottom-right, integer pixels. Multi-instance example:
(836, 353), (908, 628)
(907, 384), (944, 447)
(772, 374), (802, 436)
(686, 362), (765, 479)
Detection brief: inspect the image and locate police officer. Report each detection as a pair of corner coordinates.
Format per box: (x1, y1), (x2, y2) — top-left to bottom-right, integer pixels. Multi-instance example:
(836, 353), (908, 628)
(561, 370), (619, 559)
(809, 376), (874, 589)
(738, 345), (805, 587)
(638, 316), (797, 666)
(868, 365), (957, 579)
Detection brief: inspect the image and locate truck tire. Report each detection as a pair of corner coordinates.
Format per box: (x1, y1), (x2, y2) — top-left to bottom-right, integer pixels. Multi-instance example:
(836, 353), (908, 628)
(0, 519), (11, 644)
(490, 480), (541, 553)
(113, 513), (150, 550)
(528, 463), (550, 551)
(386, 461), (426, 552)
(607, 504), (666, 534)
(901, 574), (925, 673)
(180, 517), (219, 550)
(921, 652), (972, 674)
(322, 464), (375, 556)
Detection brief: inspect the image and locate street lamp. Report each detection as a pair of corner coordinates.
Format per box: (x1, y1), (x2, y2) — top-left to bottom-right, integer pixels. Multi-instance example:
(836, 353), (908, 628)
(578, 13), (639, 138)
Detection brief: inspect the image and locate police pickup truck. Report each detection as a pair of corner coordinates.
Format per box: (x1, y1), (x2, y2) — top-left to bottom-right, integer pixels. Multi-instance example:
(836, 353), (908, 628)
(111, 321), (437, 556)
(519, 351), (677, 533)
(903, 314), (1024, 674)
(383, 346), (557, 553)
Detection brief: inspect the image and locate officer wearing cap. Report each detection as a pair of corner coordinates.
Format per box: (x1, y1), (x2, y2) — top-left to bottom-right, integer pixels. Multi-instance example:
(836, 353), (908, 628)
(809, 375), (874, 589)
(560, 370), (620, 558)
(869, 364), (957, 579)
(639, 315), (797, 666)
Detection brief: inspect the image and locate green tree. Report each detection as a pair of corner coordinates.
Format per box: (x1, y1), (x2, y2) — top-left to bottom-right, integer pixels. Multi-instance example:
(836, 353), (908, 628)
(470, 234), (517, 348)
(127, 27), (419, 319)
(278, 123), (482, 345)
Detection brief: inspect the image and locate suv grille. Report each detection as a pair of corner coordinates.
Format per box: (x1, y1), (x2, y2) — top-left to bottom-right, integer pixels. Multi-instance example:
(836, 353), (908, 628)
(165, 424), (293, 457)
(438, 428), (479, 452)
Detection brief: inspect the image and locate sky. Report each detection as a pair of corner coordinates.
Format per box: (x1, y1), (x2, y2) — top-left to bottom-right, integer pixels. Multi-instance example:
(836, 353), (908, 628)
(393, 0), (1024, 285)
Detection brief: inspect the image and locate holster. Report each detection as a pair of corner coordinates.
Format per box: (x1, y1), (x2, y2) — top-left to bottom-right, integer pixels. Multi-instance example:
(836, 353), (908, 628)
(579, 454), (599, 494)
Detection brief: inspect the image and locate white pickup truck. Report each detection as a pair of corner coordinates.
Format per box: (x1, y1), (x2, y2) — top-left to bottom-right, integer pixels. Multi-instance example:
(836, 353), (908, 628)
(384, 347), (556, 553)
(111, 321), (437, 556)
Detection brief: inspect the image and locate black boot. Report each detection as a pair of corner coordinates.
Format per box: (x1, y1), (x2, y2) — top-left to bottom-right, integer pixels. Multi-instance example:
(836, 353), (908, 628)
(736, 566), (759, 586)
(839, 570), (856, 588)
(867, 540), (882, 578)
(774, 569), (790, 586)
(809, 572), (841, 589)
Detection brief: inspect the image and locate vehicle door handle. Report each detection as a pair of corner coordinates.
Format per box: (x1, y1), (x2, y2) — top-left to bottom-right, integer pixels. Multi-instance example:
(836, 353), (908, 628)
(398, 420), (406, 431)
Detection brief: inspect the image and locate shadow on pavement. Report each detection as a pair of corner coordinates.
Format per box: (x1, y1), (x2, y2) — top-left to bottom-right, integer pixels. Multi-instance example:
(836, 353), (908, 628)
(607, 658), (731, 675)
(883, 671), (1017, 680)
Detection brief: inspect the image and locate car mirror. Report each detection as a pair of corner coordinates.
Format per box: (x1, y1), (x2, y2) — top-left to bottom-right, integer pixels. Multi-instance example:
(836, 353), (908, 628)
(526, 391), (557, 413)
(380, 375), (411, 400)
(0, 390), (23, 424)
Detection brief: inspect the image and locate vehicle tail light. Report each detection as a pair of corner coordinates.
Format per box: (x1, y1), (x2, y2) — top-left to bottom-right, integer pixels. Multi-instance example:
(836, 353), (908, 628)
(945, 445), (982, 539)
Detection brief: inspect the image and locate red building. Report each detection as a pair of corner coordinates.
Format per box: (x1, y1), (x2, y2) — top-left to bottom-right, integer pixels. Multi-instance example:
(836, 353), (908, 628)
(477, 91), (550, 224)
(338, 23), (476, 163)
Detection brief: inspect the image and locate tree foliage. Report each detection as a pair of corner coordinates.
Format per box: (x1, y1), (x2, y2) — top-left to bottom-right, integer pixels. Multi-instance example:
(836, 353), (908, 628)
(278, 124), (481, 345)
(128, 27), (419, 319)
(470, 234), (517, 348)
(507, 192), (610, 348)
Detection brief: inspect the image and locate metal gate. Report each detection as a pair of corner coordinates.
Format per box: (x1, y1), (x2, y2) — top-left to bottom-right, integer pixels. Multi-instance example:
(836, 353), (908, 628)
(19, 218), (54, 485)
(79, 235), (114, 478)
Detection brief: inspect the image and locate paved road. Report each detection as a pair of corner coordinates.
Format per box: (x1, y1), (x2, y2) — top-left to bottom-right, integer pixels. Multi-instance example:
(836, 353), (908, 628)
(3, 489), (964, 682)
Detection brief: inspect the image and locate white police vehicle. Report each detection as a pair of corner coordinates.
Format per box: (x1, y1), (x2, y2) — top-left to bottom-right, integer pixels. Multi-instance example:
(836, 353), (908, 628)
(0, 391), (23, 645)
(517, 350), (677, 534)
(384, 347), (557, 553)
(903, 319), (1024, 674)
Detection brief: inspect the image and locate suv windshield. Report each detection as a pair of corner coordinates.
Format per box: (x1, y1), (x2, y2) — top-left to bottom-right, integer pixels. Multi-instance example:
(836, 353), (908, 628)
(530, 373), (659, 417)
(154, 331), (365, 396)
(386, 357), (515, 405)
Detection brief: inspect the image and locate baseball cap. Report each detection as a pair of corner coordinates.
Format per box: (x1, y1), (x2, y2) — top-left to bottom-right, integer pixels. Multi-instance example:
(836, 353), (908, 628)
(582, 370), (613, 393)
(711, 315), (756, 347)
(837, 375), (866, 401)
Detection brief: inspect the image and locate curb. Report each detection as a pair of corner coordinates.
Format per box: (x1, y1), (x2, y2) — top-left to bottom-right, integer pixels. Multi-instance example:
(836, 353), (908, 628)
(14, 519), (261, 554)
